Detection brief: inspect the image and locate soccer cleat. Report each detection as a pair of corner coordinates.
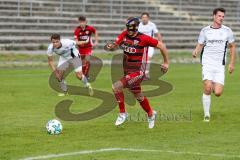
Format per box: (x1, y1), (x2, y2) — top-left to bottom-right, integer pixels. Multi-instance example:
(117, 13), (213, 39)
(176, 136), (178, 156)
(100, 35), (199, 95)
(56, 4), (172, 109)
(86, 83), (94, 96)
(115, 113), (128, 126)
(145, 71), (150, 80)
(147, 110), (157, 129)
(86, 75), (90, 81)
(203, 115), (210, 122)
(59, 80), (68, 92)
(58, 92), (67, 97)
(143, 71), (150, 81)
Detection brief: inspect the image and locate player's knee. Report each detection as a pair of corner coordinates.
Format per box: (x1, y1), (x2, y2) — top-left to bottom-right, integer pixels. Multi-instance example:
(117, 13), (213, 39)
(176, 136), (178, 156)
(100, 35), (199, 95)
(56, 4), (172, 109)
(112, 84), (118, 92)
(85, 55), (91, 61)
(204, 89), (211, 95)
(75, 72), (83, 80)
(136, 97), (144, 102)
(214, 91), (222, 97)
(112, 81), (123, 93)
(136, 95), (144, 102)
(204, 86), (212, 94)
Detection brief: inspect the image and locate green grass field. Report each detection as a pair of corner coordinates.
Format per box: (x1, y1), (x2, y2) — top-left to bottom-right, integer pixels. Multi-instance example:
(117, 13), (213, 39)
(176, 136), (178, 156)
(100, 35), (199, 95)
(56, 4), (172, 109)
(0, 53), (240, 160)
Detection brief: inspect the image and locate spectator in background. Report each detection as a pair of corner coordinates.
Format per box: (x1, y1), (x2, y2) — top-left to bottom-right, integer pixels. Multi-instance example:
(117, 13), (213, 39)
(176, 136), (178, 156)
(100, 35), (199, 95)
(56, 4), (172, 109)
(138, 12), (163, 79)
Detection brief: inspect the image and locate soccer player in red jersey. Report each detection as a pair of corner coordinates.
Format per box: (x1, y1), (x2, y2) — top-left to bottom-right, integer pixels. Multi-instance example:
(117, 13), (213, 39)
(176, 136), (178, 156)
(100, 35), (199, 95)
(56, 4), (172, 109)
(105, 17), (169, 129)
(74, 16), (99, 80)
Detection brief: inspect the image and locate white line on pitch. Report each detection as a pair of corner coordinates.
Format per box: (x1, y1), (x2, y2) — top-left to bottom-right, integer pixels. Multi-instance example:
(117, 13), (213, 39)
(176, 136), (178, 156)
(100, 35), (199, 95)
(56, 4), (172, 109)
(19, 148), (240, 160)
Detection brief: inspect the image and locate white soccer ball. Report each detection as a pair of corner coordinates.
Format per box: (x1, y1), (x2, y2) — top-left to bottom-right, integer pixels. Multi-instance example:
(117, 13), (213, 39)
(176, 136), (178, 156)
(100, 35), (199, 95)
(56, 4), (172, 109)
(46, 119), (63, 135)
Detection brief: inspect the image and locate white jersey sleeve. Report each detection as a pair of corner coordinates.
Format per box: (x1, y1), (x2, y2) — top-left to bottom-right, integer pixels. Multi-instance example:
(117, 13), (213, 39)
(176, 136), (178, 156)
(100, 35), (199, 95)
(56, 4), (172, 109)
(46, 39), (78, 58)
(63, 39), (79, 57)
(227, 28), (235, 43)
(62, 39), (76, 48)
(198, 29), (206, 44)
(47, 44), (54, 57)
(152, 23), (159, 34)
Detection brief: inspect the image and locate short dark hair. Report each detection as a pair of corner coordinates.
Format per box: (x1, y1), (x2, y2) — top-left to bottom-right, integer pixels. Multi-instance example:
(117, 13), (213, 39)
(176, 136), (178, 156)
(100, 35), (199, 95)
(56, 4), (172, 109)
(127, 16), (135, 21)
(126, 17), (140, 24)
(141, 12), (150, 17)
(213, 8), (225, 15)
(50, 34), (60, 40)
(78, 16), (86, 21)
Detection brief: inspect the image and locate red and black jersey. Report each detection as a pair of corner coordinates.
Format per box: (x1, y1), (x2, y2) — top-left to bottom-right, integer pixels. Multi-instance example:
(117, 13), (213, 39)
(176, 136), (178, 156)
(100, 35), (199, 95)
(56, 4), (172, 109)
(115, 30), (158, 74)
(74, 25), (96, 48)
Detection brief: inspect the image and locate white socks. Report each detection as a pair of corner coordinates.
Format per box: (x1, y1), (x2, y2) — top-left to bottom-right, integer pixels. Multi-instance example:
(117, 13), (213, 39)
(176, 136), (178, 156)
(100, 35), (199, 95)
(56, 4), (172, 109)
(59, 79), (68, 92)
(81, 75), (89, 87)
(202, 93), (211, 117)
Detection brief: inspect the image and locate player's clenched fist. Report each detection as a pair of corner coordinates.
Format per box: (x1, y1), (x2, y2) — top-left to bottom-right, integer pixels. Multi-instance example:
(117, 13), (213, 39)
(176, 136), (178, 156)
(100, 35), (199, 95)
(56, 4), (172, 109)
(228, 63), (234, 74)
(192, 49), (198, 58)
(54, 70), (62, 81)
(161, 63), (169, 73)
(104, 41), (118, 51)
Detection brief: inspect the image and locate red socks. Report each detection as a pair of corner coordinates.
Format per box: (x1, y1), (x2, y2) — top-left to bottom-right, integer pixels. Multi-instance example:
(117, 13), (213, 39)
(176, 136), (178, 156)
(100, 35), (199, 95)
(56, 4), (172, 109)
(114, 92), (152, 116)
(114, 92), (125, 113)
(82, 62), (90, 77)
(82, 65), (86, 75)
(84, 61), (90, 77)
(139, 97), (153, 117)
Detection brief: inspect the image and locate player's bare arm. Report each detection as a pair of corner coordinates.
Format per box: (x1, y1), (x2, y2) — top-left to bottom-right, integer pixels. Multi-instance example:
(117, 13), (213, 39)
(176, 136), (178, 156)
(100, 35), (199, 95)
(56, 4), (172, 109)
(155, 33), (163, 42)
(228, 42), (235, 74)
(155, 41), (169, 73)
(47, 56), (56, 71)
(192, 43), (204, 58)
(104, 41), (119, 51)
(93, 31), (99, 47)
(75, 38), (87, 46)
(48, 56), (61, 80)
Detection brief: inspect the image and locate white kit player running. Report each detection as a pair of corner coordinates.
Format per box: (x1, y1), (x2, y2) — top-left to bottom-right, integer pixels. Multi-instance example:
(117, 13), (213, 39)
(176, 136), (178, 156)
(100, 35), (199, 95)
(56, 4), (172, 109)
(47, 34), (93, 96)
(192, 8), (235, 122)
(138, 12), (162, 78)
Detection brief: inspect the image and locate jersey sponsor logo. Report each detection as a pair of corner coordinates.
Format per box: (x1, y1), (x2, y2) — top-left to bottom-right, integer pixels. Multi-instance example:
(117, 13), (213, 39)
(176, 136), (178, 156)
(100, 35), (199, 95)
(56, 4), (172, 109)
(80, 35), (89, 40)
(121, 44), (137, 54)
(207, 40), (224, 44)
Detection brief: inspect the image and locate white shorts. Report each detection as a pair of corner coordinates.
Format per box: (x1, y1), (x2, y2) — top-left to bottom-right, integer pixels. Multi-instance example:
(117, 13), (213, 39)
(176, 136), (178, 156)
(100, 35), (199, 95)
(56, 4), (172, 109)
(202, 65), (225, 85)
(57, 56), (82, 72)
(148, 47), (154, 58)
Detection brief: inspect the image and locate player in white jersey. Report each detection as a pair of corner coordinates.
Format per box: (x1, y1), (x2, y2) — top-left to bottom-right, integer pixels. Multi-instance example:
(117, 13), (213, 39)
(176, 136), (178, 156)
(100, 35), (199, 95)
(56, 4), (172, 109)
(192, 8), (235, 122)
(138, 12), (162, 78)
(47, 34), (93, 96)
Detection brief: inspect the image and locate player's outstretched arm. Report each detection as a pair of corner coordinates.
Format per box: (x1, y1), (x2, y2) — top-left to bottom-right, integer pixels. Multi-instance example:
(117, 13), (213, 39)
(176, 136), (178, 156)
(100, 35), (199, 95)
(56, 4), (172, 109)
(192, 43), (204, 58)
(48, 56), (61, 80)
(155, 41), (169, 73)
(155, 33), (163, 42)
(228, 42), (236, 74)
(48, 56), (56, 71)
(104, 41), (119, 51)
(93, 31), (99, 47)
